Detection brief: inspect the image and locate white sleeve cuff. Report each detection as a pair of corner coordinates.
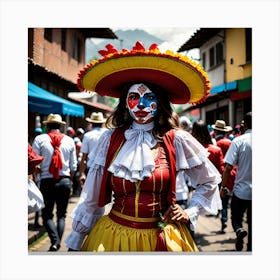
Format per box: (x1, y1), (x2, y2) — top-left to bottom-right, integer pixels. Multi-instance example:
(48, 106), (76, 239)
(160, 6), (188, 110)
(185, 206), (199, 231)
(65, 231), (87, 250)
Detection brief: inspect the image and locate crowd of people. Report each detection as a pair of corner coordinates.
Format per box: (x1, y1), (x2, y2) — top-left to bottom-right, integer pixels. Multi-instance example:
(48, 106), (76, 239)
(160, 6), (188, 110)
(188, 114), (252, 251)
(28, 41), (252, 253)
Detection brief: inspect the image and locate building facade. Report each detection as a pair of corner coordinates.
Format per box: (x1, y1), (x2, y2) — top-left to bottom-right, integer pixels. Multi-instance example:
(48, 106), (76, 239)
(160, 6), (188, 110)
(178, 28), (252, 128)
(28, 28), (117, 139)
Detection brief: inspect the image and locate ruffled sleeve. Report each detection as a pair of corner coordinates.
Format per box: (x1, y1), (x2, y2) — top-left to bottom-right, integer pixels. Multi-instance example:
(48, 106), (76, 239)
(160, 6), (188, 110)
(174, 130), (222, 230)
(87, 129), (114, 168)
(65, 129), (114, 250)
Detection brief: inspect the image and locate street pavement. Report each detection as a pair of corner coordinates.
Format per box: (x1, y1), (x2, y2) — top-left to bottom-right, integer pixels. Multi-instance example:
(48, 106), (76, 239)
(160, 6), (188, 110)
(28, 196), (249, 253)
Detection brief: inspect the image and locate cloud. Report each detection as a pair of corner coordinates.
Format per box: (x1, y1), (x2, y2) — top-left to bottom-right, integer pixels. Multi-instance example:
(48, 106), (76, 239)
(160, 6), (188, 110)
(111, 27), (200, 60)
(125, 27), (200, 59)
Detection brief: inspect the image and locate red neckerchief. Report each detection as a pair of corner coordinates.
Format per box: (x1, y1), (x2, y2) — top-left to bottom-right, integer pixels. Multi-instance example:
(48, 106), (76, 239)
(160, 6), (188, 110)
(48, 131), (64, 179)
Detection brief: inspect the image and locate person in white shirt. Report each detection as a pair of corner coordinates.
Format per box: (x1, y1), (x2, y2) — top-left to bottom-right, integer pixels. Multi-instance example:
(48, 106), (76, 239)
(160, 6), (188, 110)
(221, 112), (252, 251)
(32, 114), (77, 251)
(78, 112), (107, 186)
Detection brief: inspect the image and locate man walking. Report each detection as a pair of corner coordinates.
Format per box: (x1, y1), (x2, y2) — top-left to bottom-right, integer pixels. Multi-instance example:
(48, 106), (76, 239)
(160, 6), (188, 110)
(32, 114), (77, 251)
(221, 112), (252, 251)
(212, 119), (236, 233)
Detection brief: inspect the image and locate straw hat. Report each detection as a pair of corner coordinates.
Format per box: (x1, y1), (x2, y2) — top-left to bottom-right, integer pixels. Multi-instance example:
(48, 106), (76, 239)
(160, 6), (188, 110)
(77, 41), (211, 105)
(211, 120), (231, 132)
(43, 114), (66, 125)
(85, 112), (106, 123)
(225, 125), (233, 132)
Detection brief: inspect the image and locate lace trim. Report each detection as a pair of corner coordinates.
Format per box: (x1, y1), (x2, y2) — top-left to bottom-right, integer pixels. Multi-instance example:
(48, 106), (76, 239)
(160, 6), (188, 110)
(174, 130), (209, 170)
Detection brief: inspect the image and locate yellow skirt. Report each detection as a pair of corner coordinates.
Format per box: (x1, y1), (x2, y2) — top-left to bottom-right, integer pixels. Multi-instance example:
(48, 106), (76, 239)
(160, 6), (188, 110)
(81, 215), (198, 252)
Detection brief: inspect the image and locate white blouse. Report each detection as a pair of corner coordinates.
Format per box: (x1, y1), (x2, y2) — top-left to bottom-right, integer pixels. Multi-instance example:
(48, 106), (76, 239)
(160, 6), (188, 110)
(65, 122), (222, 250)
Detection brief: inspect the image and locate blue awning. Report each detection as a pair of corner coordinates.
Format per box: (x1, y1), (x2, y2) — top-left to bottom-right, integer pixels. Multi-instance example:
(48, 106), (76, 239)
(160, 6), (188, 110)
(210, 81), (237, 95)
(28, 82), (84, 117)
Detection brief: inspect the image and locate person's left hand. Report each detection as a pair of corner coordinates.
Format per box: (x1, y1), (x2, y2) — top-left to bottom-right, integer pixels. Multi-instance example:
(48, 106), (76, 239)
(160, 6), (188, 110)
(162, 204), (190, 223)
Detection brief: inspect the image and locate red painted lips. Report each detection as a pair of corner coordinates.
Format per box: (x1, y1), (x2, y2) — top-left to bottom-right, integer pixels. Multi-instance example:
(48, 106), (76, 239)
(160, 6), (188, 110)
(134, 111), (149, 118)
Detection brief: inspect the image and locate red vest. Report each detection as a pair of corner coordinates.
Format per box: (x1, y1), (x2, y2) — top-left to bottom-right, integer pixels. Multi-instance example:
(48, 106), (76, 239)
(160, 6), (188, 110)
(98, 127), (177, 207)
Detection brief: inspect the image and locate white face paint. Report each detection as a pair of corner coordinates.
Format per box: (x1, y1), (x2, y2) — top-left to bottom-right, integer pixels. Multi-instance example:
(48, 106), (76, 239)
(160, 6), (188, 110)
(126, 83), (158, 124)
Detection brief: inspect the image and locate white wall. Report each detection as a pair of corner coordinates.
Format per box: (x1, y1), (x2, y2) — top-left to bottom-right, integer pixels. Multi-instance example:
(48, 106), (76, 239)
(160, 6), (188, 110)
(200, 30), (225, 87)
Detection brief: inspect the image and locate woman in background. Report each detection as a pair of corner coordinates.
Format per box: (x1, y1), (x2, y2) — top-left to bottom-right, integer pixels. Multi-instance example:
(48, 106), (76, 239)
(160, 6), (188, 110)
(192, 120), (224, 174)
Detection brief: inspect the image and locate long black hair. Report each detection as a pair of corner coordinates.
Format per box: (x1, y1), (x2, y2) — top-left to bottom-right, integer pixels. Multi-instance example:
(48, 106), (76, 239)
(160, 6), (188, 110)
(192, 120), (213, 145)
(105, 81), (180, 139)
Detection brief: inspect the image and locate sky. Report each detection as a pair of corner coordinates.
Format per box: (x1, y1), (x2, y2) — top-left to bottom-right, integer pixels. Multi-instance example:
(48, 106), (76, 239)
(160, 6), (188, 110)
(106, 27), (200, 60)
(122, 27), (199, 54)
(91, 27), (200, 60)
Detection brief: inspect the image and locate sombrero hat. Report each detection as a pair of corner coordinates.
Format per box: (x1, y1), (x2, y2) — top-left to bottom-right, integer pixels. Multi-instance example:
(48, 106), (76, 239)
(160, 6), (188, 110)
(77, 41), (211, 105)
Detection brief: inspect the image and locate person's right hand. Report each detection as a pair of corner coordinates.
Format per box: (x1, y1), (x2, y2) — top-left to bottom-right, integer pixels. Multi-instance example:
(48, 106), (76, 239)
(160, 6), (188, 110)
(162, 203), (190, 223)
(220, 187), (229, 198)
(79, 173), (86, 186)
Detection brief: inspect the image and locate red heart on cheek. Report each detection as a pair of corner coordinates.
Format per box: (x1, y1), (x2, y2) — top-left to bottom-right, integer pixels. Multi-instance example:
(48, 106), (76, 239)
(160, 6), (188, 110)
(127, 98), (139, 109)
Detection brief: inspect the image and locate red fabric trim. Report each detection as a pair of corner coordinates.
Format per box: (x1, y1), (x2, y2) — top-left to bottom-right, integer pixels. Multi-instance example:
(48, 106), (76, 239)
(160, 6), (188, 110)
(155, 230), (167, 251)
(162, 129), (177, 205)
(48, 131), (64, 179)
(98, 126), (128, 207)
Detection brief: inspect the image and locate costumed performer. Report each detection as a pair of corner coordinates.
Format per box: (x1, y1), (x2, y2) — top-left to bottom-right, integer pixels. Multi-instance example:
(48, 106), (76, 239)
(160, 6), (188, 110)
(65, 41), (222, 252)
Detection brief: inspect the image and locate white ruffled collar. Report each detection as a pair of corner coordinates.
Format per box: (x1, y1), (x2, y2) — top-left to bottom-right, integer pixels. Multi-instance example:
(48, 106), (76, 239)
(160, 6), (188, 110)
(108, 121), (157, 182)
(130, 121), (155, 132)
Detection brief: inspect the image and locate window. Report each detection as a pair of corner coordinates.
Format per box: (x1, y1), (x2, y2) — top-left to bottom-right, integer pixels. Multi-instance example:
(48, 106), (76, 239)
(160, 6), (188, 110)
(202, 52), (206, 69)
(209, 41), (224, 69)
(44, 28), (52, 42)
(72, 34), (81, 62)
(61, 29), (67, 51)
(216, 42), (223, 64)
(245, 28), (252, 62)
(209, 47), (215, 68)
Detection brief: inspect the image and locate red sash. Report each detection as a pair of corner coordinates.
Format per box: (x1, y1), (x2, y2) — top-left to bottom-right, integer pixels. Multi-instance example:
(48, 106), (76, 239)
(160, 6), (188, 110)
(48, 131), (64, 179)
(98, 126), (127, 207)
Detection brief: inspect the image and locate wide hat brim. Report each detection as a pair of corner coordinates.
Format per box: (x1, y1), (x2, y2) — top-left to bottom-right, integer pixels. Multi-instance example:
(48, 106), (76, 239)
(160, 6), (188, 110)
(211, 124), (231, 132)
(77, 42), (211, 105)
(43, 120), (66, 125)
(85, 117), (106, 123)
